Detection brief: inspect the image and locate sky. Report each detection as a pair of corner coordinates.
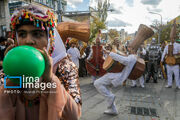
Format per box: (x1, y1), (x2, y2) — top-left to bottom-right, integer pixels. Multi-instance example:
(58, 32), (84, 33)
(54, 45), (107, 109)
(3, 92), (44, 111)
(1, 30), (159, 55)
(66, 0), (90, 11)
(66, 0), (180, 33)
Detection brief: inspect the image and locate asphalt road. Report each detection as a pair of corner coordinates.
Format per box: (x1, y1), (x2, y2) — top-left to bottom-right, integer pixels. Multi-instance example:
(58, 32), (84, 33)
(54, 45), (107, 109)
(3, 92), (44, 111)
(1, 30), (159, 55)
(79, 76), (180, 120)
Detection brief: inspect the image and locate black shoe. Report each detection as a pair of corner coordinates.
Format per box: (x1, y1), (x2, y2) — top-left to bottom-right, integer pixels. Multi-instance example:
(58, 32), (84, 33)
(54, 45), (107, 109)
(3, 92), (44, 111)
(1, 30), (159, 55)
(146, 80), (149, 83)
(131, 85), (137, 88)
(153, 80), (158, 83)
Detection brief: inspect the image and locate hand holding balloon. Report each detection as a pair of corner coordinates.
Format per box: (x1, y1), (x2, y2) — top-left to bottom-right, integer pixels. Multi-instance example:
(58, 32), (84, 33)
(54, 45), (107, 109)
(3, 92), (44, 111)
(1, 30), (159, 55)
(38, 48), (53, 82)
(4, 38), (16, 56)
(3, 46), (45, 84)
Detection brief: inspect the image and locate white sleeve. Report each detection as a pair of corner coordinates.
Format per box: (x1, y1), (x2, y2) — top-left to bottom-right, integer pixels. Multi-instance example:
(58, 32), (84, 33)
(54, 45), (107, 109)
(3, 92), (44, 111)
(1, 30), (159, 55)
(81, 52), (86, 59)
(87, 48), (93, 60)
(177, 43), (180, 52)
(109, 52), (130, 65)
(75, 48), (80, 59)
(142, 48), (146, 55)
(161, 45), (168, 62)
(67, 48), (70, 54)
(67, 49), (72, 59)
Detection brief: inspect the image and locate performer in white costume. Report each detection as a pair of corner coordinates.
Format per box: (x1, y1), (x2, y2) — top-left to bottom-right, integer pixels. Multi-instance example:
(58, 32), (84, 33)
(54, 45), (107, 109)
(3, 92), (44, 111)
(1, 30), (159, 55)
(67, 38), (81, 68)
(94, 48), (137, 115)
(161, 41), (180, 88)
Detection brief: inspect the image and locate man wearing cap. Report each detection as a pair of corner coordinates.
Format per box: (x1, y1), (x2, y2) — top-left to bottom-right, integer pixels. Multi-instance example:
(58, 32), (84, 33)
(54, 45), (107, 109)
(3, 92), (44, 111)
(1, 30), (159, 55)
(67, 38), (81, 69)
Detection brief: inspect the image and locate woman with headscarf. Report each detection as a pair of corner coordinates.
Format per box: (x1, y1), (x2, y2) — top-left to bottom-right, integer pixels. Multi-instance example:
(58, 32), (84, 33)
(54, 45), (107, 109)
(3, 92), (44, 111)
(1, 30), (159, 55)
(0, 5), (81, 120)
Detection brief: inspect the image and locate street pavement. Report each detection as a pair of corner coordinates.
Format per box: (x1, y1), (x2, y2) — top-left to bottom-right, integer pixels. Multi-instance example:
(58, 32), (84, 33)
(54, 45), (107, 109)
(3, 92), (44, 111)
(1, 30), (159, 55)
(79, 76), (180, 120)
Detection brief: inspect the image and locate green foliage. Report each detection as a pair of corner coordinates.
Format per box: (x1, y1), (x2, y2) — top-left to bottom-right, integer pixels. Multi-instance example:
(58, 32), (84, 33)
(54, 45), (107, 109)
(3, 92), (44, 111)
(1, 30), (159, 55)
(160, 23), (180, 43)
(149, 20), (180, 44)
(160, 24), (171, 43)
(108, 29), (119, 40)
(89, 0), (110, 42)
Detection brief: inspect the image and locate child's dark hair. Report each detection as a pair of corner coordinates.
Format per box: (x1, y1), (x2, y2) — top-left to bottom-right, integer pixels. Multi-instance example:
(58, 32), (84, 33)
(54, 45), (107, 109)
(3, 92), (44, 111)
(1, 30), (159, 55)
(0, 37), (7, 43)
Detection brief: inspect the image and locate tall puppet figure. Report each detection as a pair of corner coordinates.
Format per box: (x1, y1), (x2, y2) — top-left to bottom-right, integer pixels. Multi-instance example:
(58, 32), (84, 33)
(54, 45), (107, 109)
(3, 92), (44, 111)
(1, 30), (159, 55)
(86, 30), (106, 83)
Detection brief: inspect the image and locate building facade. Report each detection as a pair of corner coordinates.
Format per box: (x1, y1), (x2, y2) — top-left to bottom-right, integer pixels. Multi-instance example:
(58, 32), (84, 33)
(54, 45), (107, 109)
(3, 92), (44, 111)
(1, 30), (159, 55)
(0, 0), (67, 37)
(0, 0), (11, 37)
(33, 0), (67, 12)
(119, 29), (126, 43)
(63, 13), (90, 22)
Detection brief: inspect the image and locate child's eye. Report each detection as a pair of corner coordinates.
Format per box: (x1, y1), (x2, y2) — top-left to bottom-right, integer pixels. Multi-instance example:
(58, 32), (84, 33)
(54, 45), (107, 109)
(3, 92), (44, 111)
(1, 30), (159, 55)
(32, 31), (45, 38)
(18, 32), (27, 38)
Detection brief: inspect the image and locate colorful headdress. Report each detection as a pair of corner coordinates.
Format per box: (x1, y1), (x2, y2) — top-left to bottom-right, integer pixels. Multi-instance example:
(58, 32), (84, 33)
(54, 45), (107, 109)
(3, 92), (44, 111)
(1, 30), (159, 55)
(10, 5), (56, 55)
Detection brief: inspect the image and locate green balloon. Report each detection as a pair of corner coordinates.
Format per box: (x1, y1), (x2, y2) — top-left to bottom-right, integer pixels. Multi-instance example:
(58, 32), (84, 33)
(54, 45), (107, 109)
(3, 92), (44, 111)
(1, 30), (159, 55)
(3, 46), (45, 84)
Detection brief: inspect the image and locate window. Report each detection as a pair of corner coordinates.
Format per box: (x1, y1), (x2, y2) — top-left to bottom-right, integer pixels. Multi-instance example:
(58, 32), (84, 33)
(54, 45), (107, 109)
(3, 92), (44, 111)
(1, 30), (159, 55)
(40, 0), (43, 3)
(0, 0), (5, 18)
(46, 0), (49, 4)
(0, 25), (7, 37)
(46, 0), (53, 8)
(34, 0), (40, 2)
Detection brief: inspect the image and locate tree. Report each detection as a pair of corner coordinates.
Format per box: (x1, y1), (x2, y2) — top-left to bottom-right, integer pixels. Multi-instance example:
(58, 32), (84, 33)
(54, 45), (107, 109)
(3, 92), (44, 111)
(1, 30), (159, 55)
(89, 0), (110, 42)
(149, 20), (160, 43)
(150, 19), (180, 44)
(160, 24), (171, 43)
(108, 29), (119, 40)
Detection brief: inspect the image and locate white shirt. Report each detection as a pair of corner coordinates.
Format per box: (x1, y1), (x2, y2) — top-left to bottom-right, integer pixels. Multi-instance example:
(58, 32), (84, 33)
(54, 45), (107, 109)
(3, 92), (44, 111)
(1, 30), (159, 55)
(106, 52), (137, 87)
(161, 42), (180, 62)
(142, 48), (146, 55)
(67, 47), (80, 68)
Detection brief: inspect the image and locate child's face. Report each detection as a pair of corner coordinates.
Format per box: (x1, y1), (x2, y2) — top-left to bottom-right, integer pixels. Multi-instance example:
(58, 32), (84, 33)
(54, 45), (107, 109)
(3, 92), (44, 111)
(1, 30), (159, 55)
(16, 25), (48, 50)
(71, 43), (76, 47)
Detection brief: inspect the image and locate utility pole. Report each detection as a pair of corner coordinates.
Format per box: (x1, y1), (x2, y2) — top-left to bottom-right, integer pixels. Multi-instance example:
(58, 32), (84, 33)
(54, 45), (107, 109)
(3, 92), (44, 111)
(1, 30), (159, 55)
(58, 0), (62, 23)
(149, 12), (162, 44)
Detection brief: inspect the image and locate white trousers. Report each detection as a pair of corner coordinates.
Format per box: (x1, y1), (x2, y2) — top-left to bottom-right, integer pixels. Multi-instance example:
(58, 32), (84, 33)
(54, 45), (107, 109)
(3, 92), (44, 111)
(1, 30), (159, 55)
(94, 74), (115, 106)
(132, 76), (144, 86)
(166, 65), (180, 87)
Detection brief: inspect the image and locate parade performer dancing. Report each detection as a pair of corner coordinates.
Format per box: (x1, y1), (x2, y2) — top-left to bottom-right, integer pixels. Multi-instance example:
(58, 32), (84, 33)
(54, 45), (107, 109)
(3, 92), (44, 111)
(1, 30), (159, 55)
(0, 5), (81, 120)
(94, 24), (154, 115)
(86, 30), (106, 83)
(94, 47), (137, 115)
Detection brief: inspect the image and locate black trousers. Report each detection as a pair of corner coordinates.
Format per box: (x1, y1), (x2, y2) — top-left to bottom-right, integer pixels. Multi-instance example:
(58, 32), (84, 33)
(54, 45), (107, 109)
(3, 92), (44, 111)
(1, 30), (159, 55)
(146, 62), (158, 82)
